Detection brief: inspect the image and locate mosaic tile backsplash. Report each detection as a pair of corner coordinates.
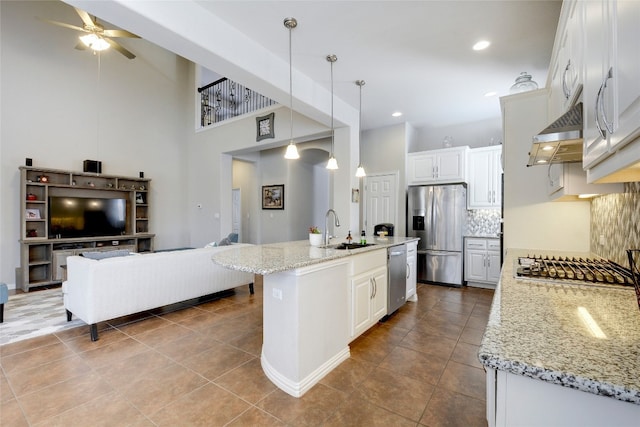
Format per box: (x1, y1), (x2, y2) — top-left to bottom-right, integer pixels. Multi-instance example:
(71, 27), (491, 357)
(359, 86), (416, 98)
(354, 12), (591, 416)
(466, 209), (501, 236)
(591, 182), (640, 267)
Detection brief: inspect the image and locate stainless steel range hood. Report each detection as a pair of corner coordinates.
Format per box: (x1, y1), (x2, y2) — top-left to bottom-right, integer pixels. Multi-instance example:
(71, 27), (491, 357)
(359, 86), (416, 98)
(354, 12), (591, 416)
(527, 102), (583, 167)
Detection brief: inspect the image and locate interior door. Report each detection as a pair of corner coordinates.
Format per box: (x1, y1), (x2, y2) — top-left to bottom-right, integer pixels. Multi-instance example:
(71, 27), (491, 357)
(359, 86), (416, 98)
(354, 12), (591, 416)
(232, 188), (241, 242)
(364, 173), (397, 236)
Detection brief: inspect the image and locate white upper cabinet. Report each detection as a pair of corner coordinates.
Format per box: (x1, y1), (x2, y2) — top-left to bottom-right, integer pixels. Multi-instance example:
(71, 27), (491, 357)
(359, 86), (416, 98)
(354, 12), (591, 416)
(583, 0), (640, 181)
(407, 146), (468, 185)
(549, 0), (584, 121)
(467, 146), (502, 209)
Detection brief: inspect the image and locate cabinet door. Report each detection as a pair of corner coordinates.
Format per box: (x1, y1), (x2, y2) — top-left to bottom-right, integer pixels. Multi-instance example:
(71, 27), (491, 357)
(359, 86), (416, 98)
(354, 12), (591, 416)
(487, 251), (502, 284)
(468, 149), (493, 208)
(436, 149), (465, 182)
(583, 0), (612, 168)
(407, 153), (436, 184)
(465, 249), (487, 282)
(608, 0), (640, 152)
(370, 267), (388, 322)
(406, 242), (417, 300)
(351, 273), (373, 338)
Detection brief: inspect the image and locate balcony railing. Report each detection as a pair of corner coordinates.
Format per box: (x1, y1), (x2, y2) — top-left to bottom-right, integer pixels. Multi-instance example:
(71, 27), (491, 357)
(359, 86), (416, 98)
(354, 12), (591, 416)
(198, 78), (277, 126)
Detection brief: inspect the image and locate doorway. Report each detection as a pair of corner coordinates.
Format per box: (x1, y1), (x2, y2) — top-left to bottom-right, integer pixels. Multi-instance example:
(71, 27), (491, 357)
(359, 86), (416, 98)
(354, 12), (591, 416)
(363, 172), (398, 236)
(232, 188), (241, 242)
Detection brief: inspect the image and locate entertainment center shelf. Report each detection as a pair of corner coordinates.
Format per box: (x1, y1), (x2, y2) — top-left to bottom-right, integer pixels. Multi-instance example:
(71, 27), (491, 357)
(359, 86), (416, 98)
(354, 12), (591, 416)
(18, 166), (155, 292)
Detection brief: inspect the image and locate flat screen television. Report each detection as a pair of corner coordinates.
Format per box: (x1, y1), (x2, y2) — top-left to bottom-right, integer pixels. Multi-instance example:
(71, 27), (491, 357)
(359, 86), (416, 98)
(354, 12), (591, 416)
(49, 196), (127, 238)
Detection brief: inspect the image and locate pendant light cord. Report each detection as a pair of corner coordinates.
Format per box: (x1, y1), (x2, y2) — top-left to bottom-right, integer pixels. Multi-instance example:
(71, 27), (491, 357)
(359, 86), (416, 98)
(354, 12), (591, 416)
(288, 24), (293, 142)
(330, 59), (334, 156)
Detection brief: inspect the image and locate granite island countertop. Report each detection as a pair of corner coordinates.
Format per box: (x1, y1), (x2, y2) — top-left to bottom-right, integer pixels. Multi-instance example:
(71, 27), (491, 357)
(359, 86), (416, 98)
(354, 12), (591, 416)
(479, 248), (640, 405)
(211, 236), (419, 275)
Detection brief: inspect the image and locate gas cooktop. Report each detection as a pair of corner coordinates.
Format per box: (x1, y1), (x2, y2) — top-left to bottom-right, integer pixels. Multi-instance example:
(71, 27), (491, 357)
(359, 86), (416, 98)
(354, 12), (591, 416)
(515, 255), (635, 287)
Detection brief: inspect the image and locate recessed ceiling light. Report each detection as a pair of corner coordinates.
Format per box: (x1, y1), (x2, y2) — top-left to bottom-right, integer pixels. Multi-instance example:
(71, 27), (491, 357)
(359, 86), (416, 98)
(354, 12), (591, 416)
(392, 112), (402, 117)
(473, 40), (491, 51)
(484, 91), (497, 97)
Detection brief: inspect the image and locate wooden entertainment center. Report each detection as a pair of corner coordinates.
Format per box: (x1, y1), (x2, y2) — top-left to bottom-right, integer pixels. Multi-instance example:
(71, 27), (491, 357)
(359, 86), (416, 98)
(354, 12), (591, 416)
(18, 166), (155, 292)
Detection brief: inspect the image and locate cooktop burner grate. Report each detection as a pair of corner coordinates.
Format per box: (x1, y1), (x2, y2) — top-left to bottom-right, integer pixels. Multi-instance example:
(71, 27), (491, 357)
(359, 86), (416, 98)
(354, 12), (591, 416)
(515, 255), (635, 286)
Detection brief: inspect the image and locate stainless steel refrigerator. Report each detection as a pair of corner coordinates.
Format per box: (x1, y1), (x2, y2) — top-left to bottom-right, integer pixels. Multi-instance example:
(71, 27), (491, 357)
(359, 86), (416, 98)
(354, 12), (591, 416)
(407, 184), (466, 286)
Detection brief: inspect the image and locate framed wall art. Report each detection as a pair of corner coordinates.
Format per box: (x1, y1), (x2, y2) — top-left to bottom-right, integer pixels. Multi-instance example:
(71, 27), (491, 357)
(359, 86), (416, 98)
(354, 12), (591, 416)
(256, 112), (275, 141)
(262, 184), (284, 210)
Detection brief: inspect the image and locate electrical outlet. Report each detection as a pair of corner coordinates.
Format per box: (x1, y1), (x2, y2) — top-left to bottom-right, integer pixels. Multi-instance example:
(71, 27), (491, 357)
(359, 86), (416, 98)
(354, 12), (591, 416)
(272, 288), (283, 300)
(599, 234), (606, 246)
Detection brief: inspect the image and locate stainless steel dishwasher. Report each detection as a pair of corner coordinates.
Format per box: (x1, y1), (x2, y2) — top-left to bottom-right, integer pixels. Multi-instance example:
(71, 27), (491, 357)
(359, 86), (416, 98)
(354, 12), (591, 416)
(387, 244), (407, 315)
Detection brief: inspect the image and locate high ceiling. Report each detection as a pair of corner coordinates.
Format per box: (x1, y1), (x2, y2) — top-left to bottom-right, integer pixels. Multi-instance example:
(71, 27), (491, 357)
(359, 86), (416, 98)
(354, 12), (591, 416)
(63, 0), (562, 132)
(194, 0), (562, 130)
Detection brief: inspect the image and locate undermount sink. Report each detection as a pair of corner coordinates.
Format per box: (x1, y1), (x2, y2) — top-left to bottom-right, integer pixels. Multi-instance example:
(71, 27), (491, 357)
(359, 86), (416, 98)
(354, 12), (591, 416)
(330, 243), (376, 250)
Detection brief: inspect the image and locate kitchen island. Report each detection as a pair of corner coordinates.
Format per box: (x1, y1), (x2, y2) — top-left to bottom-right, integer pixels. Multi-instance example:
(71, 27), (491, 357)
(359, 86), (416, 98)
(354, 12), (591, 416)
(212, 237), (419, 398)
(479, 248), (640, 427)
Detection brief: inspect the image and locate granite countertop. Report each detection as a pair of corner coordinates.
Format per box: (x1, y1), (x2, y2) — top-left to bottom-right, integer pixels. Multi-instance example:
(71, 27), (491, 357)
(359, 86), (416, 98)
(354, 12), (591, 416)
(479, 248), (640, 405)
(211, 236), (419, 275)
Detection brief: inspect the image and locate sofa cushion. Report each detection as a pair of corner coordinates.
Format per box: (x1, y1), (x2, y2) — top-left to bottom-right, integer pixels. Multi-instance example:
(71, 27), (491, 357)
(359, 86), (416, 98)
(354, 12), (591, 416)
(218, 238), (231, 246)
(80, 249), (133, 260)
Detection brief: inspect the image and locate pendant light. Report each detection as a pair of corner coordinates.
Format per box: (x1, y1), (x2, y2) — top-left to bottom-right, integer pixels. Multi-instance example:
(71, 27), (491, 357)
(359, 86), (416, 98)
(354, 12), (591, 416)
(283, 17), (300, 159)
(355, 80), (366, 178)
(326, 54), (338, 170)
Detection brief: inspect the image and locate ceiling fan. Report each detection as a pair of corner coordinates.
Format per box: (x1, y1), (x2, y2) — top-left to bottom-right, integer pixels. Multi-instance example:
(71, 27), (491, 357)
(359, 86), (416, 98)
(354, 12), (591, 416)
(41, 7), (139, 59)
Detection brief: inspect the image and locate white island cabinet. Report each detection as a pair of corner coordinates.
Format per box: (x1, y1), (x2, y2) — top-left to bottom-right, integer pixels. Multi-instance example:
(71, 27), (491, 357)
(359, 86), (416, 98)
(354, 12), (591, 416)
(211, 237), (419, 398)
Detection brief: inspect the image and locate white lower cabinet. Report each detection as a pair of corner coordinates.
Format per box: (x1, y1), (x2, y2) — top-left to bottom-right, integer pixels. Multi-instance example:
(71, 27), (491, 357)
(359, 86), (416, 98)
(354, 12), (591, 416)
(406, 241), (418, 302)
(465, 238), (500, 288)
(349, 250), (387, 341)
(486, 368), (640, 427)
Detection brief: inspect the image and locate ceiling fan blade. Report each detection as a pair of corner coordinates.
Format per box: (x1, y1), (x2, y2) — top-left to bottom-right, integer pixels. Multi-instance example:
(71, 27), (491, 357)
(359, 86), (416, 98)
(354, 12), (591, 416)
(74, 7), (96, 28)
(103, 29), (140, 39)
(39, 18), (88, 33)
(106, 38), (136, 59)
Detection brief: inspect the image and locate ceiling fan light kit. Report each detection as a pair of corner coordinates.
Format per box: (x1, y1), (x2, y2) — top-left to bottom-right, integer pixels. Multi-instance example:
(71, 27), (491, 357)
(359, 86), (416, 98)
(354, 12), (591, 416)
(42, 6), (139, 59)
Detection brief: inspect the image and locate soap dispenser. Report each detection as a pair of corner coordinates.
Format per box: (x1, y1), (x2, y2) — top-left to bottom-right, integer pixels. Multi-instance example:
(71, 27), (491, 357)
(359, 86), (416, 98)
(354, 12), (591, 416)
(360, 230), (366, 245)
(346, 231), (353, 243)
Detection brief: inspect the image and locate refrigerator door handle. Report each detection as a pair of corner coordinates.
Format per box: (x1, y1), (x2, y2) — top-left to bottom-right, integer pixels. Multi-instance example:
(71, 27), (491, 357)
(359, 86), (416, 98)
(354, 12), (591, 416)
(427, 251), (461, 256)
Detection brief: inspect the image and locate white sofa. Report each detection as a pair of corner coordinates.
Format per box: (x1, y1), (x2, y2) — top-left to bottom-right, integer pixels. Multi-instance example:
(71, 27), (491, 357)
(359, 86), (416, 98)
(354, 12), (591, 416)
(62, 245), (254, 341)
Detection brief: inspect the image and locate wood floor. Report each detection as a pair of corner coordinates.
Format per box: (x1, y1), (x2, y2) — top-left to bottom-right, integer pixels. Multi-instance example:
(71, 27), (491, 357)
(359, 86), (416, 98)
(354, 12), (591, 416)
(0, 280), (493, 426)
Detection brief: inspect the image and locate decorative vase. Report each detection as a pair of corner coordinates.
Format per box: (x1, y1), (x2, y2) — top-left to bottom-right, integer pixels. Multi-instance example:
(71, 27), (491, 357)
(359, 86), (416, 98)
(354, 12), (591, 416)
(309, 233), (323, 247)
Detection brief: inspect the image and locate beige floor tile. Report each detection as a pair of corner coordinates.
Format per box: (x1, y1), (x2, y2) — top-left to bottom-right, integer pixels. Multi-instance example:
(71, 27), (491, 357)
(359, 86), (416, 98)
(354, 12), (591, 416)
(1, 340), (75, 374)
(34, 391), (148, 427)
(0, 398), (29, 427)
(420, 387), (487, 427)
(150, 383), (250, 426)
(6, 354), (92, 397)
(438, 360), (486, 401)
(319, 356), (376, 394)
(181, 341), (255, 381)
(322, 394), (416, 426)
(460, 325), (486, 346)
(257, 384), (347, 426)
(76, 337), (149, 368)
(95, 349), (173, 390)
(18, 371), (113, 425)
(118, 362), (208, 417)
(399, 329), (458, 360)
(226, 407), (286, 426)
(214, 358), (277, 404)
(378, 346), (448, 386)
(352, 366), (434, 421)
(451, 341), (483, 369)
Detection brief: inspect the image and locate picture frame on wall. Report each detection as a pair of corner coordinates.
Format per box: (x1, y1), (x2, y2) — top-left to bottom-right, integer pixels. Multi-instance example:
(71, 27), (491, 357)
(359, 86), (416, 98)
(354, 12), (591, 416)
(256, 112), (275, 141)
(262, 184), (284, 210)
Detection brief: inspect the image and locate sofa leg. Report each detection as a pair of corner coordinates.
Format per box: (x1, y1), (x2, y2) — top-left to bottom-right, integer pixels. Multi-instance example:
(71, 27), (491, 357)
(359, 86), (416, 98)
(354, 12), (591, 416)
(90, 324), (99, 341)
(249, 282), (254, 295)
(0, 303), (4, 323)
(66, 309), (72, 322)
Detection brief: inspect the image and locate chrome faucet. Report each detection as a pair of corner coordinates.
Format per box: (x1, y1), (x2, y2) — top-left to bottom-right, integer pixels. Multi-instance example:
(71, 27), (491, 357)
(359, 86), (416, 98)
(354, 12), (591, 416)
(324, 209), (340, 245)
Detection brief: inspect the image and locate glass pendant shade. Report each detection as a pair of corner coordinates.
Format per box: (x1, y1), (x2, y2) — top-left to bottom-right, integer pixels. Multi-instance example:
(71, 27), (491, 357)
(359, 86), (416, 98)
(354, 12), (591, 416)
(80, 34), (110, 51)
(355, 164), (366, 177)
(326, 156), (339, 170)
(284, 142), (300, 159)
(509, 71), (538, 94)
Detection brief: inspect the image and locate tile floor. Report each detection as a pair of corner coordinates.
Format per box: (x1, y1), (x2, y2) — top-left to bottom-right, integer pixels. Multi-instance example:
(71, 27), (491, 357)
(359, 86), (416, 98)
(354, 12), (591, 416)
(0, 279), (494, 426)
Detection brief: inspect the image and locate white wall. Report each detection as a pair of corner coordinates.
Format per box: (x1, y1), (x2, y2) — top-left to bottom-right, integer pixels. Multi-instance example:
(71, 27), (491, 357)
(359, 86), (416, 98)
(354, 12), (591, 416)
(501, 90), (590, 251)
(414, 117), (503, 152)
(0, 1), (191, 286)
